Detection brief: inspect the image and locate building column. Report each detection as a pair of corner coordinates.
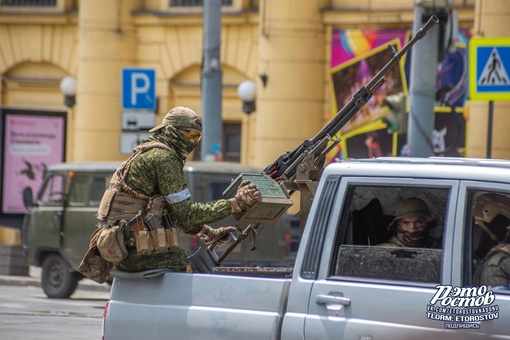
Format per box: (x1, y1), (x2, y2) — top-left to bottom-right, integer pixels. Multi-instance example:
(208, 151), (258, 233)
(74, 0), (141, 161)
(467, 0), (510, 158)
(252, 0), (325, 168)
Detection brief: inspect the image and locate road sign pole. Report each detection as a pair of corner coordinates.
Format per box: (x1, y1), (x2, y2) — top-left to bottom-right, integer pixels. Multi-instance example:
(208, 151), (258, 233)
(201, 0), (222, 162)
(408, 4), (442, 157)
(487, 101), (494, 158)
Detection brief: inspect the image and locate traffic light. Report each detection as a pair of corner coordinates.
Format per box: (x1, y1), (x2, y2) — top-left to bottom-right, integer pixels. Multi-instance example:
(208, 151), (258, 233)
(382, 92), (407, 134)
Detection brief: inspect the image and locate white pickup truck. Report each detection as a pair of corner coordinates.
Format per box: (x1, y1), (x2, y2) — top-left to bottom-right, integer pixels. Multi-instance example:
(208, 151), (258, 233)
(104, 157), (510, 339)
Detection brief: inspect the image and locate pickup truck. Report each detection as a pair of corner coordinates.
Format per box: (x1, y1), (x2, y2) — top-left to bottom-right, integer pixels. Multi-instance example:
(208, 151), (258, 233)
(22, 161), (294, 298)
(104, 157), (510, 339)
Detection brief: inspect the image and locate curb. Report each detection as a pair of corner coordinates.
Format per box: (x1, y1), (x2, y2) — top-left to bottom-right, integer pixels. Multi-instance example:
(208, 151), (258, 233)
(0, 271), (110, 293)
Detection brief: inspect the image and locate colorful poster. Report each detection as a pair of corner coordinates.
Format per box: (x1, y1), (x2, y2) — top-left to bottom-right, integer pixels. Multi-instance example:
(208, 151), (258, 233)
(2, 113), (65, 214)
(327, 28), (470, 162)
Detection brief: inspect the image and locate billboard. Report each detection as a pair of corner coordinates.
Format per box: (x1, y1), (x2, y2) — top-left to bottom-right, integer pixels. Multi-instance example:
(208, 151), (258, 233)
(327, 28), (470, 161)
(1, 111), (66, 214)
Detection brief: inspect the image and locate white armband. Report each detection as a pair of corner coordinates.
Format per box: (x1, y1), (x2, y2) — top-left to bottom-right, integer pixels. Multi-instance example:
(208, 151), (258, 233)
(165, 188), (191, 204)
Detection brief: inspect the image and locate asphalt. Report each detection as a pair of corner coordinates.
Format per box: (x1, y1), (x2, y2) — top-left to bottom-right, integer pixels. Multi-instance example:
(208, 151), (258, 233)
(0, 266), (111, 293)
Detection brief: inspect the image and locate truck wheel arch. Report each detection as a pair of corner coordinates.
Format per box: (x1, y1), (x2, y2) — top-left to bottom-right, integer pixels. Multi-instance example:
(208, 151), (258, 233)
(41, 253), (80, 298)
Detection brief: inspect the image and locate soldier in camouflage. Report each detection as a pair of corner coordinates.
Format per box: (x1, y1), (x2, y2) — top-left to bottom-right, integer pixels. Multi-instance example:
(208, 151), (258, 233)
(377, 197), (441, 248)
(81, 106), (261, 278)
(472, 193), (510, 290)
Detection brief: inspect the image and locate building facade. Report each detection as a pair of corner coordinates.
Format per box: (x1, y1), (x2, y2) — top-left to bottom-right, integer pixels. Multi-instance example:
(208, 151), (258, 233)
(1, 0), (509, 237)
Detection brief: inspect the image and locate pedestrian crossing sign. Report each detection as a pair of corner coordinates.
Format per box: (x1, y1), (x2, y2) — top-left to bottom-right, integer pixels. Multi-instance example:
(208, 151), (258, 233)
(470, 37), (510, 101)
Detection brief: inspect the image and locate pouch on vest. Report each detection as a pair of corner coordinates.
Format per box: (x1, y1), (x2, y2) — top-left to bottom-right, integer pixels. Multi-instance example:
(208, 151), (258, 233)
(79, 228), (114, 284)
(96, 188), (117, 220)
(165, 228), (178, 247)
(96, 226), (129, 263)
(128, 213), (150, 253)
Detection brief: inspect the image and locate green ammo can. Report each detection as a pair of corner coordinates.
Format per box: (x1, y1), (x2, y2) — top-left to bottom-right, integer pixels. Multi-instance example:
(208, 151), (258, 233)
(223, 173), (293, 223)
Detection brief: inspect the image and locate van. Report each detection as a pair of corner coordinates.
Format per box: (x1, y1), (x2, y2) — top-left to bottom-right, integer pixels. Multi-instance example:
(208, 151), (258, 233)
(22, 161), (295, 298)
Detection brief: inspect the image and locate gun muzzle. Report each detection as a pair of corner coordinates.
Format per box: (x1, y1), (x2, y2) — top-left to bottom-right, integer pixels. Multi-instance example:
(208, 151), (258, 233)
(417, 15), (440, 38)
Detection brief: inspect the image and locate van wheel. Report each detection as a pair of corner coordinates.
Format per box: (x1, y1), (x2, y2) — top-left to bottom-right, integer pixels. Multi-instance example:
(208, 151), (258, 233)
(41, 254), (79, 299)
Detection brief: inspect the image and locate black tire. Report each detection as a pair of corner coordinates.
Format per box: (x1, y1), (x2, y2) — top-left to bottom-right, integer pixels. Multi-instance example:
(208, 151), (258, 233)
(41, 254), (79, 299)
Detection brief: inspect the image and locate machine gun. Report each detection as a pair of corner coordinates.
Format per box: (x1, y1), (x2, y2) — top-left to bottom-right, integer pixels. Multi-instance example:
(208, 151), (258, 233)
(204, 15), (439, 266)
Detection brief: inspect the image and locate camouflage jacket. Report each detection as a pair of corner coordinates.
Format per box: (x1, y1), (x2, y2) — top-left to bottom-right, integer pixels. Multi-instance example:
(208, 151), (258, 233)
(473, 244), (510, 289)
(124, 142), (232, 236)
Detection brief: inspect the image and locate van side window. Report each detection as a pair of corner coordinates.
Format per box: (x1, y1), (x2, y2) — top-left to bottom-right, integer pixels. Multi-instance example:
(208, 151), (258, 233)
(68, 173), (89, 204)
(210, 182), (230, 200)
(39, 174), (64, 203)
(330, 185), (449, 284)
(90, 175), (110, 203)
(467, 190), (510, 292)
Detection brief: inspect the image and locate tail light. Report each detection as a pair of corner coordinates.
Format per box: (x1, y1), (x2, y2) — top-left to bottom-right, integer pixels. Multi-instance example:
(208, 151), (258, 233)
(285, 233), (292, 252)
(102, 300), (110, 340)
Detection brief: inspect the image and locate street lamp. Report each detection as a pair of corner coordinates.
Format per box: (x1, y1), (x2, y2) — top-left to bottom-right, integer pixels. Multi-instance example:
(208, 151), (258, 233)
(59, 76), (77, 108)
(237, 80), (256, 114)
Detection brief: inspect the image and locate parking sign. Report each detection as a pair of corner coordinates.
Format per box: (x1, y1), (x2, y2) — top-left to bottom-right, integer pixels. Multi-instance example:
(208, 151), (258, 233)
(122, 68), (156, 110)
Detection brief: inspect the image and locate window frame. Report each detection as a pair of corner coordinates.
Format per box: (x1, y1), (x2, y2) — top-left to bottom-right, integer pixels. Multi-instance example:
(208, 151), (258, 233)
(38, 172), (65, 205)
(458, 180), (510, 294)
(319, 176), (459, 287)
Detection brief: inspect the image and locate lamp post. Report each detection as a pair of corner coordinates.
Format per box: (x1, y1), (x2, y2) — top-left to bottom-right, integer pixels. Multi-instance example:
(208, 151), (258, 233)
(60, 76), (77, 162)
(59, 76), (77, 108)
(237, 80), (256, 114)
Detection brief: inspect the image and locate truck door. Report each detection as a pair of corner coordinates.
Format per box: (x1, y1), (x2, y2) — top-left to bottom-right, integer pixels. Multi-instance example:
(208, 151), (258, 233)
(454, 181), (510, 338)
(302, 177), (471, 339)
(26, 172), (66, 252)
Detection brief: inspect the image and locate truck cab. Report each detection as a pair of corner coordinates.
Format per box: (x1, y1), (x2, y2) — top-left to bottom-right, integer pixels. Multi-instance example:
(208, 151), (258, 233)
(104, 157), (510, 340)
(22, 161), (295, 298)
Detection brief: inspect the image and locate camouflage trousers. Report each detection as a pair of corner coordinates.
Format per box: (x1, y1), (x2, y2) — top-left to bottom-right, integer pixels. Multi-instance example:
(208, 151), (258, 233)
(116, 246), (189, 272)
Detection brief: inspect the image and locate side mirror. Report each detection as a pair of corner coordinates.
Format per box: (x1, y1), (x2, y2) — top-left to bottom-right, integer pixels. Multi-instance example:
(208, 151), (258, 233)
(22, 187), (34, 209)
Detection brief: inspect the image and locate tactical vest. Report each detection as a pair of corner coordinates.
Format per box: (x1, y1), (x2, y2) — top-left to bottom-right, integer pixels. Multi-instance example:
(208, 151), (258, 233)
(79, 142), (179, 283)
(96, 141), (178, 252)
(97, 141), (171, 222)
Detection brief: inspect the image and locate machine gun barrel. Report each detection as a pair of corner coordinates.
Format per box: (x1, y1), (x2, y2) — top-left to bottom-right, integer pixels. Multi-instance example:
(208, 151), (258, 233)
(264, 15), (439, 181)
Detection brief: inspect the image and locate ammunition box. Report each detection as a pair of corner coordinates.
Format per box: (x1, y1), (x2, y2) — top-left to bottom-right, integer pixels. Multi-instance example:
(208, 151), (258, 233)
(223, 173), (293, 223)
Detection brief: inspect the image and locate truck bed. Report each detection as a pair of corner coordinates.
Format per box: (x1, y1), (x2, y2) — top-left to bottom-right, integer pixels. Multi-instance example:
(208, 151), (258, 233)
(105, 268), (292, 340)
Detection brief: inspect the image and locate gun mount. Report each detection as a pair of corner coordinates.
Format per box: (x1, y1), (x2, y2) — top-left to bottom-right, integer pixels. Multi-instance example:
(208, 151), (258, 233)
(206, 15), (440, 265)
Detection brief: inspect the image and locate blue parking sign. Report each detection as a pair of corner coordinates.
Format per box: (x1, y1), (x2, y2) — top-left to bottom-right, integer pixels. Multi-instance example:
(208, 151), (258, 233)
(122, 68), (156, 110)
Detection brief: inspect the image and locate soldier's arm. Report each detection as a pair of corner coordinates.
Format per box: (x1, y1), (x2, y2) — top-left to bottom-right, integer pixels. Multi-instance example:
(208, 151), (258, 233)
(153, 152), (232, 235)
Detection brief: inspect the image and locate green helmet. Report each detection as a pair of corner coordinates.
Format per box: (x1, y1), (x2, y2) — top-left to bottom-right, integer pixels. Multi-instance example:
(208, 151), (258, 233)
(473, 193), (510, 224)
(389, 197), (434, 229)
(149, 106), (202, 133)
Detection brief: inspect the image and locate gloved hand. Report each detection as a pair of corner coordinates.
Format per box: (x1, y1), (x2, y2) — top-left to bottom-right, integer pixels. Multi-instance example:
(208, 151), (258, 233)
(230, 180), (261, 213)
(197, 225), (237, 246)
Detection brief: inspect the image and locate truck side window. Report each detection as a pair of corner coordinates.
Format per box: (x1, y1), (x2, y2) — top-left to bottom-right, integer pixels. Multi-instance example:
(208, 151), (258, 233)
(68, 173), (89, 205)
(210, 182), (230, 200)
(39, 174), (64, 204)
(331, 185), (449, 284)
(90, 175), (110, 204)
(68, 173), (109, 205)
(468, 190), (510, 292)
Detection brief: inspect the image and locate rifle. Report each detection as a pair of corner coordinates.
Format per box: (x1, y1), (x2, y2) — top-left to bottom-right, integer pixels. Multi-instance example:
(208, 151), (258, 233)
(264, 15), (439, 183)
(205, 15), (439, 266)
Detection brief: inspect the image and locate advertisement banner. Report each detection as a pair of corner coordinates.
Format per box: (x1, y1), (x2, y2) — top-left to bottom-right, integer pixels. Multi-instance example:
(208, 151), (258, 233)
(2, 112), (65, 214)
(327, 28), (470, 162)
